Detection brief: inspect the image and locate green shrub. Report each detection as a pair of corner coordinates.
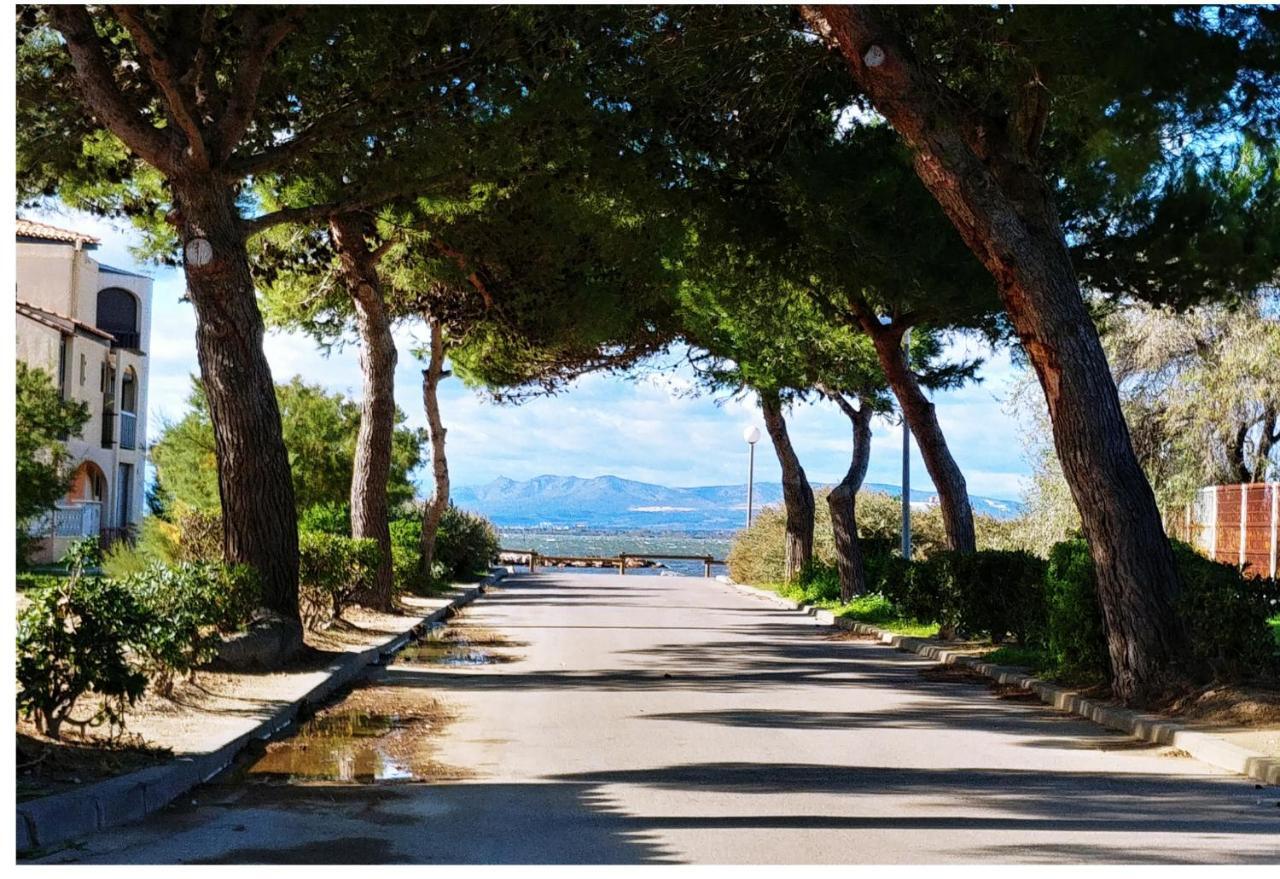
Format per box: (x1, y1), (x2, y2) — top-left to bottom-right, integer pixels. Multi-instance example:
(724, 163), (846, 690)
(102, 516), (181, 578)
(726, 489), (1011, 587)
(879, 555), (943, 627)
(727, 506), (790, 585)
(298, 531), (380, 628)
(433, 506), (499, 583)
(16, 539), (149, 739)
(785, 560), (842, 604)
(174, 506), (224, 562)
(949, 550), (1048, 644)
(1170, 541), (1279, 680)
(389, 516), (423, 592)
(299, 502), (351, 535)
(17, 572), (66, 592)
(122, 562), (261, 695)
(1044, 539), (1112, 684)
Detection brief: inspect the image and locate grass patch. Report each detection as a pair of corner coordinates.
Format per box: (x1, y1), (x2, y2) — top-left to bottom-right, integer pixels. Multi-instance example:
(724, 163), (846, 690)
(755, 582), (939, 639)
(836, 594), (939, 638)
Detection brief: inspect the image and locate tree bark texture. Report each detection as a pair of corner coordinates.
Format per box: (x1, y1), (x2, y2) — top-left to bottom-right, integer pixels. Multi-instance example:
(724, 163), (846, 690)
(761, 390), (815, 581)
(854, 312), (976, 554)
(330, 213), (397, 610)
(48, 5), (312, 642)
(419, 316), (451, 584)
(800, 5), (1196, 702)
(826, 392), (874, 601)
(173, 179), (300, 628)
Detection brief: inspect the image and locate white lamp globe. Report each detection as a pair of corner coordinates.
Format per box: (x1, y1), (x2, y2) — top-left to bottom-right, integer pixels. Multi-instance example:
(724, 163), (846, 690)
(743, 425), (761, 445)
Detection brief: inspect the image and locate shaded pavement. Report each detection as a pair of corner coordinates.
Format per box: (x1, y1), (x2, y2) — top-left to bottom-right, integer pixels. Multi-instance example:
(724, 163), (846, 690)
(40, 572), (1280, 864)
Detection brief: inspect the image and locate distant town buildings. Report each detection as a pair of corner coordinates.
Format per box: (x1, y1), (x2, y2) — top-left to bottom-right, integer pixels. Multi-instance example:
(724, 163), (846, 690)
(16, 217), (152, 562)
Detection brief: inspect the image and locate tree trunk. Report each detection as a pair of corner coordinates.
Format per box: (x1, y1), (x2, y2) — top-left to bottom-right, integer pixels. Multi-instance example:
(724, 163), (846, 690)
(760, 390), (815, 580)
(800, 5), (1196, 703)
(418, 315), (451, 585)
(329, 213), (397, 610)
(172, 178), (300, 634)
(824, 391), (874, 601)
(854, 311), (976, 554)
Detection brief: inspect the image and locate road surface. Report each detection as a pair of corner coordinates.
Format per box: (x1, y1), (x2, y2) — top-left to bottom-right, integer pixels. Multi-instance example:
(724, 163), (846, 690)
(42, 572), (1280, 864)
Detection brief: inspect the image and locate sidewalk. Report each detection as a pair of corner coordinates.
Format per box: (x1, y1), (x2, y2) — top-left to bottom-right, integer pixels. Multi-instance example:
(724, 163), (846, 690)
(720, 577), (1280, 787)
(16, 571), (507, 855)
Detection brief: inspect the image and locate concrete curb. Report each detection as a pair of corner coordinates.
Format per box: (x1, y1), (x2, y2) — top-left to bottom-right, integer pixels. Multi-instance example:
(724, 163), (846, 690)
(719, 578), (1280, 787)
(16, 569), (509, 856)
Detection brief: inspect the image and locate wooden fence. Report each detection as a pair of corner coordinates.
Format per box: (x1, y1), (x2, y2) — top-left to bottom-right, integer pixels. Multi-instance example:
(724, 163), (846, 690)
(498, 549), (727, 578)
(1171, 482), (1279, 578)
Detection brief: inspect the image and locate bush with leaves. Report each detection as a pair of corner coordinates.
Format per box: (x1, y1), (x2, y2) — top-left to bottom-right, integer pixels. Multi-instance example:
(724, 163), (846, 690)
(298, 502), (351, 535)
(102, 515), (182, 577)
(878, 555), (944, 627)
(389, 516), (423, 592)
(726, 489), (1013, 586)
(174, 506), (224, 562)
(433, 506), (499, 583)
(298, 532), (381, 628)
(1042, 540), (1112, 683)
(1170, 541), (1279, 680)
(16, 539), (149, 739)
(123, 562), (261, 695)
(16, 362), (90, 548)
(941, 550), (1048, 643)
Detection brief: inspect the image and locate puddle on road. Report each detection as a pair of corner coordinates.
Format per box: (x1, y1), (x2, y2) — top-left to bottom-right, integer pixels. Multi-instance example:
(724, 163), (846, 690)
(395, 623), (522, 667)
(247, 707), (418, 782)
(232, 617), (521, 786)
(237, 685), (468, 785)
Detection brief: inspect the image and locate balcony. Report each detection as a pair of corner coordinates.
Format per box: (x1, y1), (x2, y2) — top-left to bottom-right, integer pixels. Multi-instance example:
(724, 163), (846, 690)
(110, 331), (141, 351)
(28, 502), (102, 539)
(120, 411), (137, 450)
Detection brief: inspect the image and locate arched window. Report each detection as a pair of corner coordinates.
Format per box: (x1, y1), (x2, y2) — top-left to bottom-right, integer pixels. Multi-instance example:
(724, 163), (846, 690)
(96, 288), (139, 348)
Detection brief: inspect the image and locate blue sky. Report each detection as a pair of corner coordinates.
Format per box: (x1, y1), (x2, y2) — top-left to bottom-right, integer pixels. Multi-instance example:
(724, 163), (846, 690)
(32, 207), (1037, 500)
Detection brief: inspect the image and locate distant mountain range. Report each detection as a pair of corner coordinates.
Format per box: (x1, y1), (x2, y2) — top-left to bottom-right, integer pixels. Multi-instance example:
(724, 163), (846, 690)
(451, 474), (1024, 532)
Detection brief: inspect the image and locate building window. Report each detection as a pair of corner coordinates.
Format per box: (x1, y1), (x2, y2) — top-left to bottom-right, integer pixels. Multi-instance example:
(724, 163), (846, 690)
(58, 336), (69, 398)
(79, 352), (86, 386)
(96, 288), (140, 349)
(100, 360), (116, 448)
(119, 367), (137, 450)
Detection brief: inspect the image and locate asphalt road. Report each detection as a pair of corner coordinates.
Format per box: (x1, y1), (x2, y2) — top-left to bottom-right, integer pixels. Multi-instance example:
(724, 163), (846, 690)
(44, 572), (1280, 864)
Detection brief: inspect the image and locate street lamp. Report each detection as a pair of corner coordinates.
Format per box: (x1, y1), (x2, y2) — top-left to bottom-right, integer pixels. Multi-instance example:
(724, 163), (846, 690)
(901, 327), (912, 560)
(743, 425), (761, 527)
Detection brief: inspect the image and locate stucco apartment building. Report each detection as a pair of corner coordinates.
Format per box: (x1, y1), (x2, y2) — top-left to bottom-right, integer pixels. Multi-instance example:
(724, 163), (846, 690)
(16, 217), (152, 562)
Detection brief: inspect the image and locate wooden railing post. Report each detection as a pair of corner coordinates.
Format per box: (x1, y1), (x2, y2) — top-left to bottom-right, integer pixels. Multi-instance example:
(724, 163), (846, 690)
(703, 557), (712, 578)
(619, 554), (627, 575)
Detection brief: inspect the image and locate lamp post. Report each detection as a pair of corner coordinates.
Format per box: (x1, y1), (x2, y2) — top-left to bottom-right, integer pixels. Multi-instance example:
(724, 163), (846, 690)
(901, 327), (912, 560)
(743, 425), (761, 527)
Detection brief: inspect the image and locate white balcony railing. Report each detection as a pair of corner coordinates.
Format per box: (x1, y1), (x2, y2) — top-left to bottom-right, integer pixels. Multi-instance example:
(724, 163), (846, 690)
(27, 502), (102, 539)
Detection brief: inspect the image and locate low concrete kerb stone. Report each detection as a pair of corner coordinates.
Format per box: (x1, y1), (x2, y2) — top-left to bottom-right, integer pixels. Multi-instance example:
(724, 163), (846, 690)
(16, 569), (509, 856)
(720, 578), (1280, 787)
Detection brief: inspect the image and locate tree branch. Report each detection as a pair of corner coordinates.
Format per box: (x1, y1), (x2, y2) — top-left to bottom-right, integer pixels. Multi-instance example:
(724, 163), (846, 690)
(212, 5), (308, 164)
(817, 383), (861, 421)
(46, 4), (175, 173)
(225, 51), (476, 176)
(241, 177), (442, 235)
(111, 5), (209, 169)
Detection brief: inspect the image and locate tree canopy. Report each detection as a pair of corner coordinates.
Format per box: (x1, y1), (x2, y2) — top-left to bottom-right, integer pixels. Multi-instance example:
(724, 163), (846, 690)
(151, 377), (422, 517)
(16, 363), (90, 525)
